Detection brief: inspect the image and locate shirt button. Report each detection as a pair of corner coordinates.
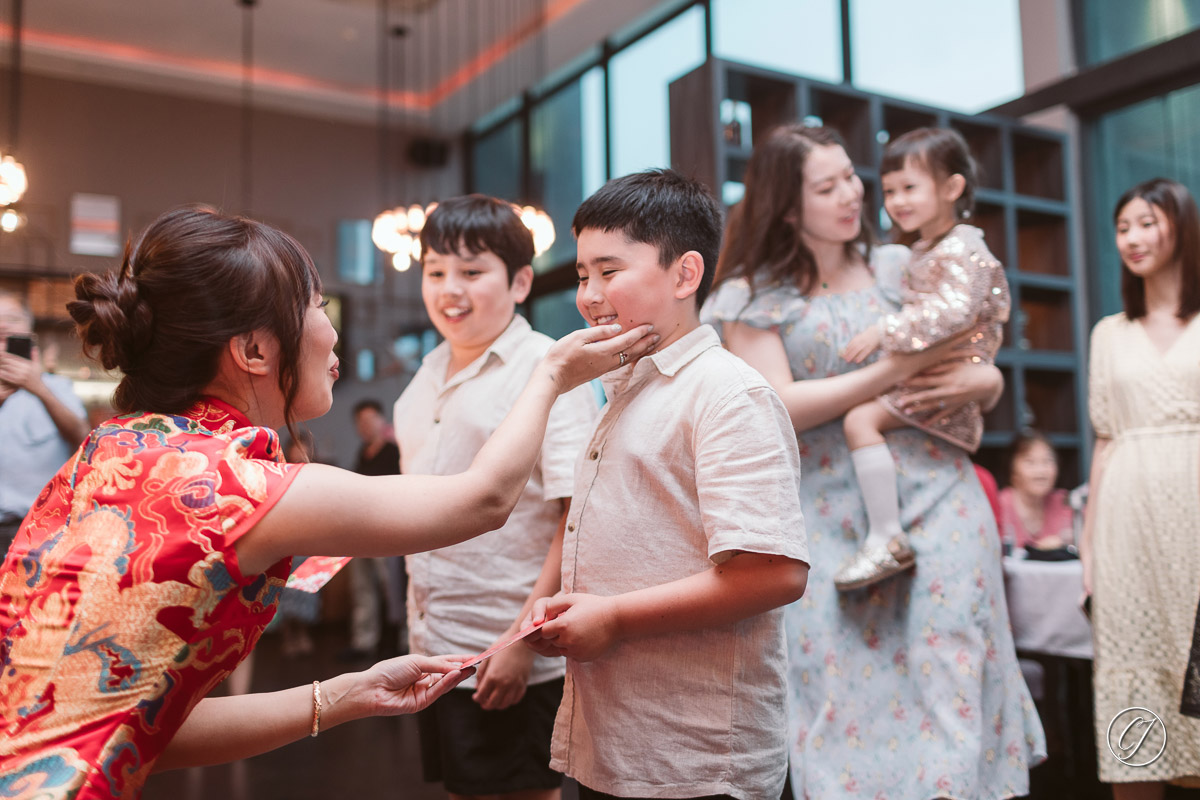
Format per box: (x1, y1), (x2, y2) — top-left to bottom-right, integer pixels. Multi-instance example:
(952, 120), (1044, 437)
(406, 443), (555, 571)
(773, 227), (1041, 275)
(433, 418), (440, 424)
(418, 612), (425, 620)
(589, 451), (598, 460)
(567, 522), (575, 532)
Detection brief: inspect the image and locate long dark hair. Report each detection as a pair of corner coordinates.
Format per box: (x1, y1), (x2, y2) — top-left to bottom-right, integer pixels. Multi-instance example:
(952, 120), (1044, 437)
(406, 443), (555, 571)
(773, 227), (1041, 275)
(1113, 177), (1200, 320)
(69, 206), (321, 439)
(713, 125), (872, 298)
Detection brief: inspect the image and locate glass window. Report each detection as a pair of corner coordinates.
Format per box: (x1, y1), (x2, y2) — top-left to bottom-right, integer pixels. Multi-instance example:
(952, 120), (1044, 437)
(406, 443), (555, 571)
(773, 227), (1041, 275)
(712, 0), (841, 82)
(1088, 84), (1200, 319)
(850, 0), (1024, 113)
(337, 220), (375, 285)
(530, 288), (583, 340)
(609, 6), (707, 177)
(530, 68), (607, 273)
(471, 117), (523, 203)
(1079, 0), (1200, 65)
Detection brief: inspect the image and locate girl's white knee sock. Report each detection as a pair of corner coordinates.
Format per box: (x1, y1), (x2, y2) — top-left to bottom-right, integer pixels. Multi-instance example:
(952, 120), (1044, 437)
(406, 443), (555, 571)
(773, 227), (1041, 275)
(850, 443), (903, 549)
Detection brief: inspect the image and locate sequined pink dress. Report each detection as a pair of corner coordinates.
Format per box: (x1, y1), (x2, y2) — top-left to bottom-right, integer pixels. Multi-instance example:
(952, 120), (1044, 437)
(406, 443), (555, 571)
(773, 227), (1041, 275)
(878, 224), (1010, 452)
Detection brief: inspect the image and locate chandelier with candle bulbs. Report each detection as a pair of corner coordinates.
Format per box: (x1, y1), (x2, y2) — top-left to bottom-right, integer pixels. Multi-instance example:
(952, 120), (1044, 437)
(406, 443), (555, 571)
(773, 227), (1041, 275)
(370, 0), (554, 272)
(0, 155), (27, 207)
(1, 0), (28, 226)
(372, 202), (435, 272)
(373, 201), (554, 272)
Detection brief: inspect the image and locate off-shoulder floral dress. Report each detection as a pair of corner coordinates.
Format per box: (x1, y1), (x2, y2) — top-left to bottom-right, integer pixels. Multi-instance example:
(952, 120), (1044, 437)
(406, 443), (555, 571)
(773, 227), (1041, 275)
(702, 246), (1045, 800)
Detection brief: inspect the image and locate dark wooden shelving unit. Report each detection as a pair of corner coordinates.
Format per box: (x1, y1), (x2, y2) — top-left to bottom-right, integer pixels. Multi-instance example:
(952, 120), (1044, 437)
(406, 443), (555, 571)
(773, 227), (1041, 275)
(670, 58), (1086, 487)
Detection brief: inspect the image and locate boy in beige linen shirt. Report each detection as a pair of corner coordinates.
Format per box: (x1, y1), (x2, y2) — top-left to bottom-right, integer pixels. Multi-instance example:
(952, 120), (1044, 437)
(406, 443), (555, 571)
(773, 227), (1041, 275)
(524, 170), (810, 800)
(393, 195), (597, 800)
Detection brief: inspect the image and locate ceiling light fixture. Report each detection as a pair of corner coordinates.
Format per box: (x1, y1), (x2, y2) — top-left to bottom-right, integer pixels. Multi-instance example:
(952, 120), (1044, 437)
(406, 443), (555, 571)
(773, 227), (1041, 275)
(0, 0), (28, 226)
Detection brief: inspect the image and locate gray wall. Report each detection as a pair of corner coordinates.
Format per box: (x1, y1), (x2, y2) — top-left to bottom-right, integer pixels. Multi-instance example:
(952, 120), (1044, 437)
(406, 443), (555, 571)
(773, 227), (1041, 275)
(0, 68), (459, 468)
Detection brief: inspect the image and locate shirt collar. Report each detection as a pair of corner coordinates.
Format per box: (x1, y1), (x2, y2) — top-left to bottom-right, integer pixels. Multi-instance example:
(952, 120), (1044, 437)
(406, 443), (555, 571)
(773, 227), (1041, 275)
(423, 314), (531, 390)
(599, 324), (719, 396)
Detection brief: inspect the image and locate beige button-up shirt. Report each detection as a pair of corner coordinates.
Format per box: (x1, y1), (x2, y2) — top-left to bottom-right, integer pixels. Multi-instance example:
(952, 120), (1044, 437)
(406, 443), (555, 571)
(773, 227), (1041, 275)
(394, 315), (597, 688)
(550, 324), (809, 800)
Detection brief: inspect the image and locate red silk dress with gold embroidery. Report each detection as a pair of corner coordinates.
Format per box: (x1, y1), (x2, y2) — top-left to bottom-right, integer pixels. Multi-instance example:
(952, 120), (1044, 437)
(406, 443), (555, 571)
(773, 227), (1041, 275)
(0, 398), (302, 799)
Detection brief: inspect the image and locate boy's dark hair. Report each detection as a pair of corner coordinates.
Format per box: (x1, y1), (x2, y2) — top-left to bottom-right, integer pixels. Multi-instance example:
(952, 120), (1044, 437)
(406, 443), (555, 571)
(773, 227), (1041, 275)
(419, 194), (535, 285)
(572, 168), (723, 308)
(353, 399), (384, 416)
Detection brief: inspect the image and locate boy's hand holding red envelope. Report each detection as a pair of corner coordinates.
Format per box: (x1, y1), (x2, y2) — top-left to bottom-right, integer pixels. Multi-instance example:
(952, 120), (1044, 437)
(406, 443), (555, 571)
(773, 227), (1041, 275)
(472, 634), (535, 710)
(524, 591), (621, 663)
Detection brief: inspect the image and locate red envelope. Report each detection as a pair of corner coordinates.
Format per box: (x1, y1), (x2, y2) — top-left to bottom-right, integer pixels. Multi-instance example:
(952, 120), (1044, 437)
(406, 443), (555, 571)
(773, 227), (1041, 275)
(459, 620), (546, 670)
(285, 556), (353, 593)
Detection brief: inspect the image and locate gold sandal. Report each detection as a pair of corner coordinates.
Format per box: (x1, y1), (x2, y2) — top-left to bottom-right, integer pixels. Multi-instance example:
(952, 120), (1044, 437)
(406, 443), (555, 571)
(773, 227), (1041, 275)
(833, 533), (916, 592)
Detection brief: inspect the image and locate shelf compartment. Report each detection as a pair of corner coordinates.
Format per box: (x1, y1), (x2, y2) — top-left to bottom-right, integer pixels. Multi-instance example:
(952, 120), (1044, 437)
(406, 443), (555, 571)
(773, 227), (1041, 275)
(1016, 209), (1070, 276)
(1016, 286), (1075, 353)
(983, 364), (1016, 433)
(1013, 131), (1065, 201)
(973, 201), (1009, 266)
(951, 118), (1004, 191)
(880, 103), (940, 147)
(1023, 368), (1078, 434)
(723, 68), (797, 149)
(808, 87), (872, 164)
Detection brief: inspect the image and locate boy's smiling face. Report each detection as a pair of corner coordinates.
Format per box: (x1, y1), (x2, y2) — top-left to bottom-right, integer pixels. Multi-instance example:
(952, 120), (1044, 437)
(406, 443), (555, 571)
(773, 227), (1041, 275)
(575, 228), (701, 352)
(421, 244), (532, 357)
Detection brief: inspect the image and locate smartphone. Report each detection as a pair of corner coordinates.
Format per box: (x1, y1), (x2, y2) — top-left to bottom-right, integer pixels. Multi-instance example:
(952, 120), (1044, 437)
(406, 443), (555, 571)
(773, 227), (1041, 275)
(5, 334), (33, 360)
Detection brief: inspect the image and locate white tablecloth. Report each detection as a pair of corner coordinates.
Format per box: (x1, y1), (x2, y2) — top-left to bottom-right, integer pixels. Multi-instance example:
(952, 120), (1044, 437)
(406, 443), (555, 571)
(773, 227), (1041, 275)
(1002, 555), (1094, 660)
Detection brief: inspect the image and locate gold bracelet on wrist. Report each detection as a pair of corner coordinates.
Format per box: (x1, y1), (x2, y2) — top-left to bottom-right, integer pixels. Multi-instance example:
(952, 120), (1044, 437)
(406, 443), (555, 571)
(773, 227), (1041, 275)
(310, 680), (322, 738)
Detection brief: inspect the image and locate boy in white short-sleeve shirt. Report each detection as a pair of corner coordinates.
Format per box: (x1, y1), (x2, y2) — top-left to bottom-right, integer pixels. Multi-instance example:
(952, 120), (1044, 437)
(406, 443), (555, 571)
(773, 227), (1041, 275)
(393, 195), (597, 800)
(524, 170), (810, 800)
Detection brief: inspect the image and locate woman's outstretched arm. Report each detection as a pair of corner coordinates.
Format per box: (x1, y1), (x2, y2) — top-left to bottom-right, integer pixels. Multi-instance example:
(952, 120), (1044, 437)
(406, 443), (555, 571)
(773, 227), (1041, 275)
(154, 655), (470, 771)
(236, 323), (656, 575)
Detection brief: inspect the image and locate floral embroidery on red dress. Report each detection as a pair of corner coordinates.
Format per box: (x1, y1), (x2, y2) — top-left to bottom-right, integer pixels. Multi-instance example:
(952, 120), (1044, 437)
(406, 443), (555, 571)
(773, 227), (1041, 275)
(0, 397), (302, 799)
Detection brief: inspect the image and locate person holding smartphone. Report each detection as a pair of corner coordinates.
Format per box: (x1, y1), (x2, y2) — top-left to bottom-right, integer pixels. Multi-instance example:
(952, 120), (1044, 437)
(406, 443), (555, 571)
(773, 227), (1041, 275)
(0, 290), (89, 556)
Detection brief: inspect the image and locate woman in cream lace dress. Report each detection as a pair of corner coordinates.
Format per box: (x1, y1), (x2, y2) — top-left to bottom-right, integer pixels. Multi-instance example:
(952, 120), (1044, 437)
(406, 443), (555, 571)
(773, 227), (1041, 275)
(1082, 177), (1200, 796)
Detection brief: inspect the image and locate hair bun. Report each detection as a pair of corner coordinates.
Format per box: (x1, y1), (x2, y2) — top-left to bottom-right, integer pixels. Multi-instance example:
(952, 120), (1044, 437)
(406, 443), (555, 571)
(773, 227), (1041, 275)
(69, 257), (154, 373)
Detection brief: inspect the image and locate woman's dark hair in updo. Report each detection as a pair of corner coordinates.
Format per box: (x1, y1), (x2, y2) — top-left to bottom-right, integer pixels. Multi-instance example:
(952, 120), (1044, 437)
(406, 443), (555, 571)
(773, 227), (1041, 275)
(69, 206), (321, 436)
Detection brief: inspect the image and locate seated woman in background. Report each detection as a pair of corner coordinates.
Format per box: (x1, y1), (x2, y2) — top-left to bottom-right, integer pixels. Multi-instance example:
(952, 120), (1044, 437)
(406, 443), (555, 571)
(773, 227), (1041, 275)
(998, 430), (1074, 550)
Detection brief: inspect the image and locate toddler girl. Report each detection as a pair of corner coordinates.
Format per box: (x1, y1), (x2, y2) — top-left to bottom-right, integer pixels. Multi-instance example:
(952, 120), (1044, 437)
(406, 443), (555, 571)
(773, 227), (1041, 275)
(834, 127), (1010, 591)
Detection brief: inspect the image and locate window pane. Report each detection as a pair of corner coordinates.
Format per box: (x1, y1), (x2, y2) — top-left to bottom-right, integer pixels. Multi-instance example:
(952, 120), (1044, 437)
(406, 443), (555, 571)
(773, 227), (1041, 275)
(1080, 0), (1200, 65)
(850, 0), (1023, 113)
(337, 220), (375, 285)
(472, 118), (523, 203)
(1088, 85), (1200, 318)
(530, 287), (583, 340)
(530, 68), (606, 273)
(712, 0), (840, 82)
(609, 6), (707, 176)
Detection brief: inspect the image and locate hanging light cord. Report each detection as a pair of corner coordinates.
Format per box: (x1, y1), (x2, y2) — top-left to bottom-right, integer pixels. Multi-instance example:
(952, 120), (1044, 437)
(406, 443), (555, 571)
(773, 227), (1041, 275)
(7, 0), (22, 154)
(239, 0), (256, 215)
(378, 0), (391, 212)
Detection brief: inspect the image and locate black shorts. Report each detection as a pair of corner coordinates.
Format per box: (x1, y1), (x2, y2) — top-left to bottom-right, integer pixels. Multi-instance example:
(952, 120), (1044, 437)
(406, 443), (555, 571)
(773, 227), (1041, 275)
(577, 787), (736, 800)
(416, 677), (564, 795)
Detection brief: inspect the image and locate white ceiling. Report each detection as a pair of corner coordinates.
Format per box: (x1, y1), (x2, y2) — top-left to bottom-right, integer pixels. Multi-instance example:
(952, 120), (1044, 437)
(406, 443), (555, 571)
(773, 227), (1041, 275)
(9, 0), (664, 131)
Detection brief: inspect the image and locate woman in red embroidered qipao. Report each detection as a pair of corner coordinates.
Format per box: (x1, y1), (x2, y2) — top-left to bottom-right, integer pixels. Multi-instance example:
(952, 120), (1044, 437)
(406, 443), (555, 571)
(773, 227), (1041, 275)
(0, 207), (656, 800)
